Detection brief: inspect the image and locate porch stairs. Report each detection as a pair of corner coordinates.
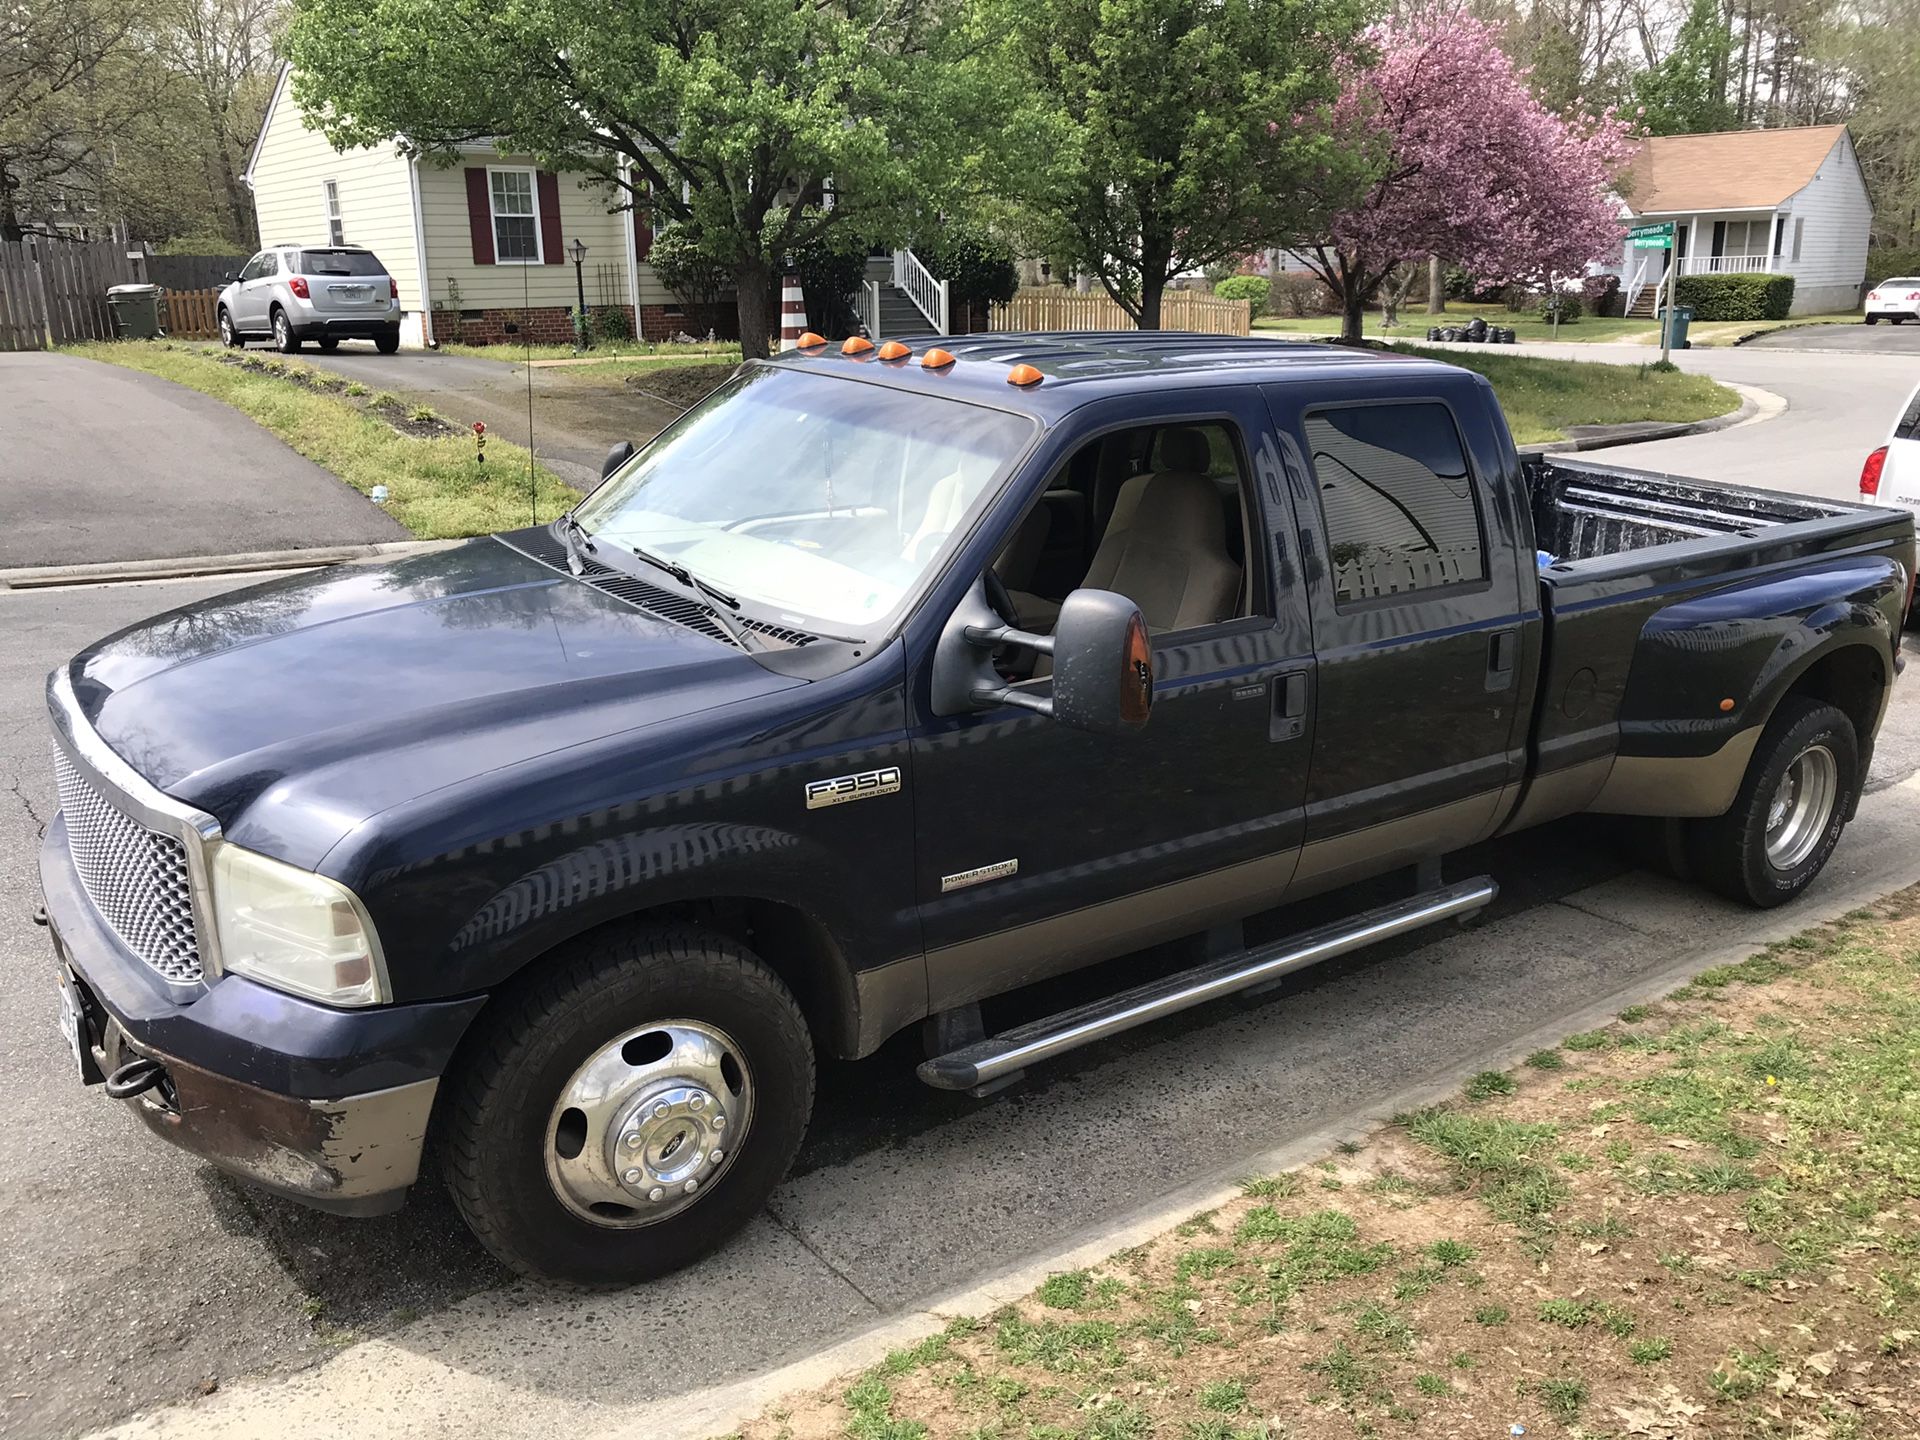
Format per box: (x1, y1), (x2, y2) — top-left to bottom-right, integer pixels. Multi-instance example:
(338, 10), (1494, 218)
(857, 250), (950, 339)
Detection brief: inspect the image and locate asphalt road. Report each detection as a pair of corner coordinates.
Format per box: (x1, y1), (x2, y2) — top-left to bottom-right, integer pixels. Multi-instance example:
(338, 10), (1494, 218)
(2, 340), (1917, 1438)
(1741, 320), (1920, 353)
(0, 354), (406, 570)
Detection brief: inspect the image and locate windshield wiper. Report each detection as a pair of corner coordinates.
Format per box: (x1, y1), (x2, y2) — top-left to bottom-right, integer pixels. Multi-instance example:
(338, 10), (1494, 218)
(558, 512), (597, 575)
(588, 527), (764, 652)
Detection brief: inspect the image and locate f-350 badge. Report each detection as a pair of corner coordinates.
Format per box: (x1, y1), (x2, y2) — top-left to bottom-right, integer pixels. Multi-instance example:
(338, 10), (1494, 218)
(805, 766), (903, 810)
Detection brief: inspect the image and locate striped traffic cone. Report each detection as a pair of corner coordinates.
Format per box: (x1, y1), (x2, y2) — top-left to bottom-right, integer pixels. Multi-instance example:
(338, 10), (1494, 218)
(778, 274), (807, 351)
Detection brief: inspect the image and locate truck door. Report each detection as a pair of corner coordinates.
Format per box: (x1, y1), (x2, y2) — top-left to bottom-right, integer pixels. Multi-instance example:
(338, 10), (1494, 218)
(907, 390), (1317, 1010)
(1262, 384), (1534, 892)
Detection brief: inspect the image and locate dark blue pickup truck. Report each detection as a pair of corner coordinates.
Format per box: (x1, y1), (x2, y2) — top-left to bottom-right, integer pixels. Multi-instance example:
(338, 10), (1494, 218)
(39, 333), (1912, 1284)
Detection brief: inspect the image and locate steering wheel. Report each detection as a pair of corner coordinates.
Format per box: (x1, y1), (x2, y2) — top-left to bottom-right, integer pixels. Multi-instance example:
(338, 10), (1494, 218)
(984, 567), (1019, 627)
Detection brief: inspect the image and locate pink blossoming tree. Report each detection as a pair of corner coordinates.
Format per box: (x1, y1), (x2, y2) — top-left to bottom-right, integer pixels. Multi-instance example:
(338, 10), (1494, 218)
(1292, 12), (1639, 343)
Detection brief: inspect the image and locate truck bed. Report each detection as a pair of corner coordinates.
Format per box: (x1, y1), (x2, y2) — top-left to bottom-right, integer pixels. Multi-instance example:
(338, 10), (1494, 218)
(1525, 456), (1867, 564)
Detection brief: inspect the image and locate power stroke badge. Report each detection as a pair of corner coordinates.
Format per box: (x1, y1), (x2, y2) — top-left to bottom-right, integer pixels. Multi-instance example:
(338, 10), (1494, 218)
(804, 766), (904, 810)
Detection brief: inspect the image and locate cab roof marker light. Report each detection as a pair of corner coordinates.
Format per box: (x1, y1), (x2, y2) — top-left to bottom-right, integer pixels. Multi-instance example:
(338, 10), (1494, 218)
(841, 335), (875, 356)
(877, 340), (912, 361)
(796, 331), (827, 350)
(1006, 363), (1044, 387)
(921, 347), (956, 370)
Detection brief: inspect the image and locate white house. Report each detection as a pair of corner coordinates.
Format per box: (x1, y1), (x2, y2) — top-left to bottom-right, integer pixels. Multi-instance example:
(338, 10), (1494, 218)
(1611, 124), (1872, 316)
(243, 67), (705, 348)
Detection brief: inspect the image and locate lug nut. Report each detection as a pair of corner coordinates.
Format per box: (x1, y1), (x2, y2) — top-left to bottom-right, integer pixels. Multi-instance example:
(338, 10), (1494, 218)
(649, 1186), (665, 1202)
(653, 1102), (669, 1119)
(622, 1167), (641, 1184)
(712, 1115), (726, 1130)
(624, 1131), (643, 1149)
(684, 1179), (699, 1194)
(710, 1149), (724, 1164)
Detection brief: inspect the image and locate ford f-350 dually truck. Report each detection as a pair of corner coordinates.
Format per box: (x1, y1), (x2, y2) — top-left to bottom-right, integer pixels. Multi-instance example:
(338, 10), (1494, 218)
(39, 333), (1912, 1284)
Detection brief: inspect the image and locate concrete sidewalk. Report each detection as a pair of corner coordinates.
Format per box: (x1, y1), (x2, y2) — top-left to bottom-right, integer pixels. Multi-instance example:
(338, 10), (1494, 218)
(0, 353), (406, 569)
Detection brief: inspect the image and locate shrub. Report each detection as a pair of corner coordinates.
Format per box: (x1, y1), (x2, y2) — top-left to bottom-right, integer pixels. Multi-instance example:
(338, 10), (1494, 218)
(1538, 290), (1584, 323)
(778, 210), (876, 339)
(648, 224), (734, 338)
(1670, 271), (1795, 321)
(1502, 283), (1539, 313)
(1212, 275), (1272, 319)
(591, 305), (632, 343)
(921, 219), (1020, 332)
(1270, 272), (1337, 317)
(1590, 274), (1624, 318)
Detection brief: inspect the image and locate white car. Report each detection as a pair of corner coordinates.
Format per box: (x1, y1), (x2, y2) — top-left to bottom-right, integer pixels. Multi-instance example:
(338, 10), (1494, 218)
(1861, 376), (1920, 620)
(1864, 277), (1920, 324)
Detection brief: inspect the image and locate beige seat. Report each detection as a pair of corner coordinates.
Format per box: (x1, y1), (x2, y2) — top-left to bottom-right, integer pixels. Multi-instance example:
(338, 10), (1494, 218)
(1082, 434), (1240, 633)
(998, 505), (1064, 630)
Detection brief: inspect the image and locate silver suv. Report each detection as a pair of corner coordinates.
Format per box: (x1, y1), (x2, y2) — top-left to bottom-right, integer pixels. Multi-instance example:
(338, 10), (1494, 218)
(217, 245), (403, 354)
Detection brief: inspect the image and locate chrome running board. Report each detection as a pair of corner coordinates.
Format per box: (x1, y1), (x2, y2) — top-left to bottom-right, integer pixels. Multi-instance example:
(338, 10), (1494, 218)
(917, 877), (1498, 1092)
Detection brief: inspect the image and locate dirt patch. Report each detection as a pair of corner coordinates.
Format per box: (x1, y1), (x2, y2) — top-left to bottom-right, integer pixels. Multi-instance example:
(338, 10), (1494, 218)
(623, 361), (738, 412)
(733, 899), (1920, 1440)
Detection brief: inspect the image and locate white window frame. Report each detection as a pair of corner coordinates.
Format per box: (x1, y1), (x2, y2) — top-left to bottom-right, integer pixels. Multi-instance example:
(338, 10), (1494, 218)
(322, 179), (344, 246)
(487, 165), (544, 265)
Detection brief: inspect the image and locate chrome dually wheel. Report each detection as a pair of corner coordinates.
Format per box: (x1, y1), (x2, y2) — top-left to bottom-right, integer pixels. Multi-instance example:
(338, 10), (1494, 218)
(545, 1019), (752, 1226)
(1764, 743), (1838, 871)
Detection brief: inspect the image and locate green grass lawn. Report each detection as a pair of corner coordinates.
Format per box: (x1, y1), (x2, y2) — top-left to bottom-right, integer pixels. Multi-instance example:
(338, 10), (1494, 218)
(1396, 344), (1740, 445)
(724, 893), (1920, 1440)
(437, 339), (739, 365)
(1256, 302), (1862, 349)
(70, 341), (577, 538)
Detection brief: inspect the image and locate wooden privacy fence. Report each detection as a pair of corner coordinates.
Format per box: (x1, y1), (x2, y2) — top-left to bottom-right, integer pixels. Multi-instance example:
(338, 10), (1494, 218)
(988, 288), (1251, 337)
(0, 238), (141, 349)
(161, 288), (222, 339)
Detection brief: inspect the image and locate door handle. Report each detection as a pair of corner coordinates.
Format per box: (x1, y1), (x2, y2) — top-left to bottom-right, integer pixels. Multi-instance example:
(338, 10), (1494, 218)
(1270, 670), (1309, 742)
(1486, 628), (1519, 691)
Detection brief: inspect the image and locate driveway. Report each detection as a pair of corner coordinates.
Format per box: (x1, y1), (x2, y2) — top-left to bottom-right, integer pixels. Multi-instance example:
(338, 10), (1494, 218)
(1739, 320), (1920, 354)
(275, 344), (686, 490)
(0, 354), (406, 571)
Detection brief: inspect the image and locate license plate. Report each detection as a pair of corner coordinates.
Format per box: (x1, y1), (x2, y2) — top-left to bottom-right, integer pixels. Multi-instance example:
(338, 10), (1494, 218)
(330, 284), (373, 304)
(55, 969), (85, 1080)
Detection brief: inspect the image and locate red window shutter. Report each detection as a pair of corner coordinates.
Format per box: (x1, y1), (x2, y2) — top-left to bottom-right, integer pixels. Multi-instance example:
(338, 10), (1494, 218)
(464, 168), (495, 265)
(537, 171), (563, 264)
(634, 193), (653, 262)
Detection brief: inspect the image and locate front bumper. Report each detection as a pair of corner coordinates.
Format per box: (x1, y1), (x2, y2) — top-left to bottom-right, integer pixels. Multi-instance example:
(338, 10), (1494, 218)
(39, 817), (485, 1216)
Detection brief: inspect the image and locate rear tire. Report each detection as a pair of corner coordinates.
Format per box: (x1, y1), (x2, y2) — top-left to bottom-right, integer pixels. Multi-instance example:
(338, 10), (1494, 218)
(1866, 315), (1879, 325)
(375, 328), (401, 355)
(1686, 697), (1858, 909)
(1895, 316), (1909, 326)
(442, 925), (815, 1287)
(272, 307), (301, 353)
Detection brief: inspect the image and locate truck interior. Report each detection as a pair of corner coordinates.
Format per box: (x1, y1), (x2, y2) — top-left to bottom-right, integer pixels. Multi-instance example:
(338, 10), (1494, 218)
(994, 423), (1256, 636)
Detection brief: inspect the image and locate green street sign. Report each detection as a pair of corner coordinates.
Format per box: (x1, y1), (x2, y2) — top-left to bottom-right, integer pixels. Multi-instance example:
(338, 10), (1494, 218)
(1629, 220), (1675, 249)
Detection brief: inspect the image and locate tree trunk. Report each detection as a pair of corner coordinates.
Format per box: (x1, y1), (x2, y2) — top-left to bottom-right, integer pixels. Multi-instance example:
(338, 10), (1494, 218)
(734, 257), (774, 360)
(1340, 275), (1365, 344)
(1138, 274), (1164, 330)
(1427, 255), (1445, 313)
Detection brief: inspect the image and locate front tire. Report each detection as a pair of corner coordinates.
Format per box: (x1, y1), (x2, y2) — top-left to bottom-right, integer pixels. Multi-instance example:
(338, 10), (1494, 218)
(217, 307), (241, 348)
(442, 925), (815, 1286)
(1687, 697), (1859, 908)
(272, 307), (301, 353)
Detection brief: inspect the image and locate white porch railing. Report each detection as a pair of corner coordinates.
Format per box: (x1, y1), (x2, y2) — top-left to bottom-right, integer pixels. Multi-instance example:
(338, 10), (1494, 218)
(892, 247), (949, 334)
(854, 279), (882, 338)
(1681, 253), (1778, 275)
(1622, 254), (1652, 314)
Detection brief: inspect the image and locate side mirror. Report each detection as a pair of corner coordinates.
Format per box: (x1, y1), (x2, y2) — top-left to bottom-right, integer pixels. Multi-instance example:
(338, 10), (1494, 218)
(931, 580), (1153, 736)
(601, 440), (636, 484)
(224, 272), (235, 283)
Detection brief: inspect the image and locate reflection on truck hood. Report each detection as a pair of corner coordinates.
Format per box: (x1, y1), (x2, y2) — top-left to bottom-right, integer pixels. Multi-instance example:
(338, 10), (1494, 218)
(66, 538), (802, 863)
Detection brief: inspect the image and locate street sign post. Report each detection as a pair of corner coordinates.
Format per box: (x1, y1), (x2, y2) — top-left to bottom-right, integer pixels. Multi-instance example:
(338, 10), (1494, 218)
(1628, 221), (1679, 362)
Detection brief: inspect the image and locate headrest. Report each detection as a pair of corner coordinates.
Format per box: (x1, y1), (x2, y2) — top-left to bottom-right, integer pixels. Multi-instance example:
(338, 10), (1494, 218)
(1155, 427), (1212, 476)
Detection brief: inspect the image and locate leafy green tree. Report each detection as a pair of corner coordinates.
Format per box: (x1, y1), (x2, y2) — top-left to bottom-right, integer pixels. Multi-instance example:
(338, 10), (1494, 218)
(1630, 0), (1737, 136)
(996, 0), (1374, 329)
(286, 0), (1008, 356)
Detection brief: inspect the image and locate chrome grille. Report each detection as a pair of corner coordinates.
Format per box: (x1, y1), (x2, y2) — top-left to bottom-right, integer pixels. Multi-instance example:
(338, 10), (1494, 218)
(53, 749), (202, 983)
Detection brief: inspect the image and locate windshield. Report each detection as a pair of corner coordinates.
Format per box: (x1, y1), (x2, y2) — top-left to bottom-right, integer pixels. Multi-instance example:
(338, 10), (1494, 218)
(1877, 278), (1920, 287)
(574, 366), (1035, 638)
(300, 249), (384, 276)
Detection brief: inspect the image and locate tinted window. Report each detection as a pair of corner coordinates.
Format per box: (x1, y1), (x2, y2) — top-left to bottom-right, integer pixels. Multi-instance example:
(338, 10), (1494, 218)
(1304, 403), (1484, 604)
(1897, 387), (1920, 443)
(300, 249), (383, 276)
(240, 254), (268, 281)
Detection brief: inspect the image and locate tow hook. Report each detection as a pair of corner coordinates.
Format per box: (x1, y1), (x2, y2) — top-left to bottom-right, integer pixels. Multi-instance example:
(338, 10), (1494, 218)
(105, 1057), (170, 1102)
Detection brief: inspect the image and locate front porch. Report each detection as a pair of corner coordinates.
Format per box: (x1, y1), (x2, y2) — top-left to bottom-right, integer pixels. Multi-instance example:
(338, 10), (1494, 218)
(1619, 209), (1800, 315)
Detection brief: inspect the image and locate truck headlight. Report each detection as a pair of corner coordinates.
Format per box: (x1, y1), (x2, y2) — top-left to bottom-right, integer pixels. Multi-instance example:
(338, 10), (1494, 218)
(210, 844), (388, 1006)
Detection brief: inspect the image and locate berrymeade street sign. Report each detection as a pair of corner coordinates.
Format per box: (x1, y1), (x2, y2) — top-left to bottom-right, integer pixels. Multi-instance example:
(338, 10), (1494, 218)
(1630, 221), (1676, 249)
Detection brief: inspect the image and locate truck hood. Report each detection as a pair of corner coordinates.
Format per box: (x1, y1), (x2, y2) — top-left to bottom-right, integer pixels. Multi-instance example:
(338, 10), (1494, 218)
(66, 537), (803, 864)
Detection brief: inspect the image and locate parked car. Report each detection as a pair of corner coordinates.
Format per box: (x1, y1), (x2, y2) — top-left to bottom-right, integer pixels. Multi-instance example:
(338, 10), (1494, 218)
(1859, 378), (1920, 619)
(216, 244), (402, 354)
(40, 334), (1912, 1286)
(1863, 277), (1920, 324)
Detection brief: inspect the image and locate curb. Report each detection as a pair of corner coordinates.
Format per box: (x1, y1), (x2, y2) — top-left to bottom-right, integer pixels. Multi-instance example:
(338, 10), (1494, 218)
(0, 540), (461, 591)
(1518, 379), (1783, 455)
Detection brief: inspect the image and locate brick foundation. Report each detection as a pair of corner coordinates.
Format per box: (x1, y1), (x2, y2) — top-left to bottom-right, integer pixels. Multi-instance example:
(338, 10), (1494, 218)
(428, 304), (741, 348)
